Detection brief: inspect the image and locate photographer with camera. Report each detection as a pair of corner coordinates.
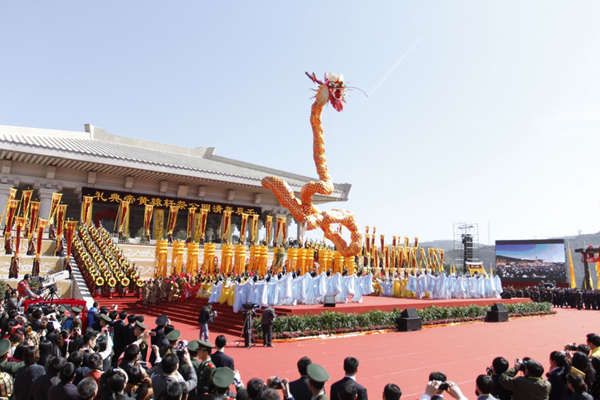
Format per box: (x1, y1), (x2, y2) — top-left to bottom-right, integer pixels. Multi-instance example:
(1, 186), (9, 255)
(18, 274), (39, 300)
(198, 305), (216, 342)
(151, 350), (197, 400)
(419, 377), (468, 400)
(486, 357), (512, 400)
(499, 358), (551, 400)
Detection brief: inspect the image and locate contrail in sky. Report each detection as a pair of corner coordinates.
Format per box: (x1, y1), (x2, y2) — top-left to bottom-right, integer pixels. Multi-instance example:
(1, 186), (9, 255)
(368, 24), (435, 96)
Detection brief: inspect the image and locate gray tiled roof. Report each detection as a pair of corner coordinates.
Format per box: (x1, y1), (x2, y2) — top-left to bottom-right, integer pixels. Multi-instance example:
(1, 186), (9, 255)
(0, 125), (349, 199)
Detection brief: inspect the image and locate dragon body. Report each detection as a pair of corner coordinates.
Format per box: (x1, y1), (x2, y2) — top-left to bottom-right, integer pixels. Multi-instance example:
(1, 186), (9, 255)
(261, 73), (362, 257)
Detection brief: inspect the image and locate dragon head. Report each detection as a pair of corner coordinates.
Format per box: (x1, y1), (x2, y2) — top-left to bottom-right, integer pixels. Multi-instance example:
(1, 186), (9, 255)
(306, 72), (347, 112)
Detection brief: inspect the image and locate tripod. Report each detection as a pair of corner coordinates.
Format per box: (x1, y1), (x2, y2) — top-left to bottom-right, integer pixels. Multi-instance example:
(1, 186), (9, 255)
(44, 287), (60, 301)
(237, 311), (255, 348)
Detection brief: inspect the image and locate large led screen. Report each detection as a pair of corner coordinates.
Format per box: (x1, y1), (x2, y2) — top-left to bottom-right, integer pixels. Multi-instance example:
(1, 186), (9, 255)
(495, 239), (566, 282)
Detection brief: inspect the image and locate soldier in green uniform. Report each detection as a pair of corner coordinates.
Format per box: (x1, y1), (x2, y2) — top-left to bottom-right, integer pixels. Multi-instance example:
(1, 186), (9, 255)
(205, 367), (235, 400)
(195, 340), (216, 400)
(307, 364), (330, 400)
(0, 339), (22, 378)
(160, 330), (181, 358)
(134, 320), (149, 362)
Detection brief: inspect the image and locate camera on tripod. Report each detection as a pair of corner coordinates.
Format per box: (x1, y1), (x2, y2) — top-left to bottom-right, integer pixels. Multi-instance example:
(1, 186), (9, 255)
(242, 303), (258, 313)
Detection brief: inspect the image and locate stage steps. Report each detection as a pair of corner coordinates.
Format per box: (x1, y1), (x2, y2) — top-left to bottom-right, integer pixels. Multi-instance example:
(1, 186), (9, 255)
(93, 296), (297, 336)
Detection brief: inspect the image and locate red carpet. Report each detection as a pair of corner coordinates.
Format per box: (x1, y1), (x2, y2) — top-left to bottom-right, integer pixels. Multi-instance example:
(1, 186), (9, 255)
(125, 306), (589, 400)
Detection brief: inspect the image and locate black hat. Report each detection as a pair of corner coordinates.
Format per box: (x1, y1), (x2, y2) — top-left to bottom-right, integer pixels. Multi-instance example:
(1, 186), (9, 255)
(156, 314), (168, 326)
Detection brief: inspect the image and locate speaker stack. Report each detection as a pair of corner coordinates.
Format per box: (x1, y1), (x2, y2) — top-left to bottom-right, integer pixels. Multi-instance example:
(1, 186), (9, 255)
(486, 303), (509, 322)
(396, 308), (422, 331)
(323, 296), (336, 307)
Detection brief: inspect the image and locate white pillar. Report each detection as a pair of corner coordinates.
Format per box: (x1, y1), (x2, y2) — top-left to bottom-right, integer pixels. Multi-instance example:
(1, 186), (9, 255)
(38, 188), (54, 222)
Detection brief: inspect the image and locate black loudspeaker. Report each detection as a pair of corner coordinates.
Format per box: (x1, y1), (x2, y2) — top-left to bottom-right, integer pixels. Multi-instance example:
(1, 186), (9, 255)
(396, 308), (421, 331)
(323, 296), (336, 307)
(400, 308), (419, 318)
(487, 303), (509, 322)
(491, 303), (506, 312)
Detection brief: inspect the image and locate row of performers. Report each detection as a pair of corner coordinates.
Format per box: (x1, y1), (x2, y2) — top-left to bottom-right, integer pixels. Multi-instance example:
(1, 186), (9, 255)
(141, 271), (375, 310)
(374, 272), (503, 299)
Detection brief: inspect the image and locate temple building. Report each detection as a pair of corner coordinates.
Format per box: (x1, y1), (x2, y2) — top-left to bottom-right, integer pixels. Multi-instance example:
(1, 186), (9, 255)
(0, 124), (353, 243)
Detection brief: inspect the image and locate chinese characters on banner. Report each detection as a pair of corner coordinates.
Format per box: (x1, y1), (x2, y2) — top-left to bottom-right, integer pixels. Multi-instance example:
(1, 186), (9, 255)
(82, 187), (261, 217)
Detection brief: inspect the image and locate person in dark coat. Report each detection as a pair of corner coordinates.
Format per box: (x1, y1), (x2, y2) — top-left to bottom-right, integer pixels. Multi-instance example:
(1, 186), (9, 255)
(330, 357), (368, 400)
(547, 351), (570, 400)
(111, 311), (127, 366)
(13, 347), (46, 400)
(48, 362), (79, 400)
(289, 357), (313, 400)
(29, 356), (66, 400)
(210, 335), (235, 370)
(149, 315), (168, 366)
(261, 308), (276, 347)
(123, 315), (137, 348)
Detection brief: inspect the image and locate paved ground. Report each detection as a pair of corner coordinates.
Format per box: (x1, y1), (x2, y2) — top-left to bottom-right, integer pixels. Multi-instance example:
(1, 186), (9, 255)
(137, 307), (592, 400)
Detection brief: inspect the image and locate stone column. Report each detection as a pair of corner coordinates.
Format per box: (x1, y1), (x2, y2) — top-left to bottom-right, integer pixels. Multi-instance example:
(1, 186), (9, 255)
(0, 186), (13, 221)
(38, 188), (55, 223)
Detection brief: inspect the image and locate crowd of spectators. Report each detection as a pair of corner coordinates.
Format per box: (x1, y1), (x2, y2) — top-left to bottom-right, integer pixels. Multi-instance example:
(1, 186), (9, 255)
(3, 277), (600, 400)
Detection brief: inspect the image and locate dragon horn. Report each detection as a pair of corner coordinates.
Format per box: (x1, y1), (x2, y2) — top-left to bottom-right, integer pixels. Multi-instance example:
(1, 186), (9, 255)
(305, 71), (322, 85)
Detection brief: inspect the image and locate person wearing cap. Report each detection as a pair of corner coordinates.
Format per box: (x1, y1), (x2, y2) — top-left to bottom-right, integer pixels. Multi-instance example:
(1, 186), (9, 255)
(307, 364), (330, 400)
(160, 330), (182, 358)
(178, 340), (201, 380)
(62, 307), (82, 331)
(0, 339), (22, 378)
(17, 274), (39, 300)
(134, 320), (149, 362)
(205, 367), (236, 400)
(194, 340), (217, 400)
(150, 315), (169, 366)
(99, 313), (112, 330)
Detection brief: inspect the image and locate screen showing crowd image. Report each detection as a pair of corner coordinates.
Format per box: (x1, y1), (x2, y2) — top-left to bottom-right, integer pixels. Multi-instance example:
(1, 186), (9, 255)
(495, 239), (567, 283)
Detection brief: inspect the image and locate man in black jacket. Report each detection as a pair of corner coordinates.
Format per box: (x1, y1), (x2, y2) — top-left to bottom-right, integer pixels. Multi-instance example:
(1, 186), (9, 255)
(111, 311), (127, 366)
(261, 307), (276, 347)
(330, 357), (368, 400)
(211, 335), (235, 370)
(289, 356), (312, 400)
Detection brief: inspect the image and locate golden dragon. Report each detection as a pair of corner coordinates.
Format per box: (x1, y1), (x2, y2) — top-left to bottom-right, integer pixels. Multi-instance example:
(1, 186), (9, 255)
(261, 72), (362, 257)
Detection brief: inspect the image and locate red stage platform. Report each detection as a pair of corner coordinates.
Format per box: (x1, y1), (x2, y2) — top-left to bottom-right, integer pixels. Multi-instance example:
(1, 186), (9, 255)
(95, 294), (531, 337)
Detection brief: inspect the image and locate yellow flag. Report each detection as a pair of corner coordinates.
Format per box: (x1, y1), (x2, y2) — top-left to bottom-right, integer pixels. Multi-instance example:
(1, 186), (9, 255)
(568, 246), (576, 289)
(596, 261), (600, 290)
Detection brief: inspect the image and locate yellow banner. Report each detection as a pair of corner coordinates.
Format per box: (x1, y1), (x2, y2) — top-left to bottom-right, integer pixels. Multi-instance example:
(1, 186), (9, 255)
(568, 246), (576, 289)
(48, 193), (62, 223)
(81, 196), (94, 225)
(154, 209), (165, 240)
(27, 202), (40, 239)
(187, 207), (196, 239)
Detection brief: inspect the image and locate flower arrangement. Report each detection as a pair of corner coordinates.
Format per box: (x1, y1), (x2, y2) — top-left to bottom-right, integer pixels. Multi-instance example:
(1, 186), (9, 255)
(252, 302), (554, 340)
